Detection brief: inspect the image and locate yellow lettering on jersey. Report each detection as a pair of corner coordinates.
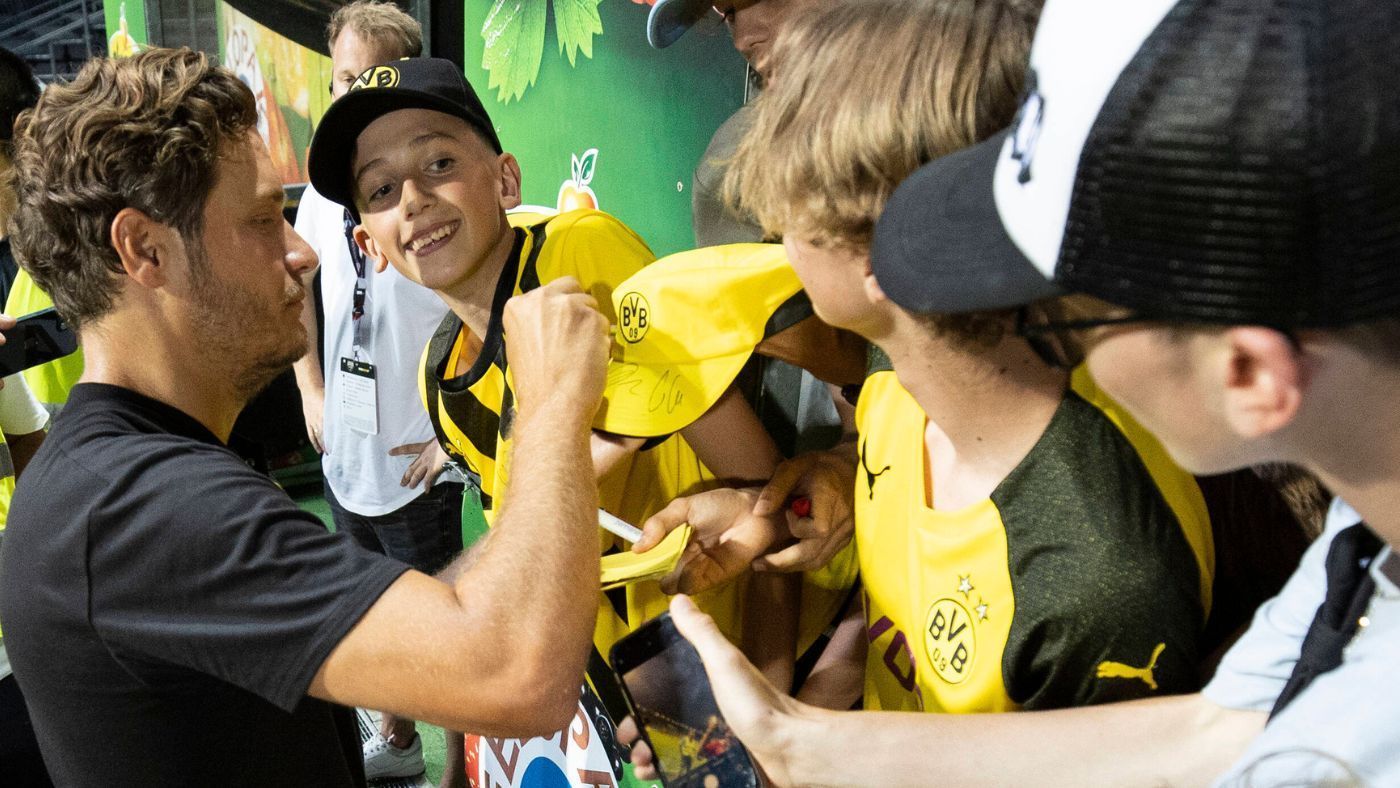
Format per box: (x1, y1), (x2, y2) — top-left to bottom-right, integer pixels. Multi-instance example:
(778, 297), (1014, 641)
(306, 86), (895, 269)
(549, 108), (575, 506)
(1095, 642), (1166, 691)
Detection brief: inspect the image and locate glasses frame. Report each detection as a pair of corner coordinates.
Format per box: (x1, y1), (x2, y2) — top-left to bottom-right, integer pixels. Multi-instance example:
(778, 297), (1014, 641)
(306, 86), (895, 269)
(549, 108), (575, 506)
(1015, 307), (1303, 371)
(1014, 308), (1150, 370)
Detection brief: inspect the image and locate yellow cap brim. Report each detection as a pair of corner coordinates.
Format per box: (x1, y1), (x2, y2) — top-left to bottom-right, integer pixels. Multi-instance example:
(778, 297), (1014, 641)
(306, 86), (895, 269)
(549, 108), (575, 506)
(595, 244), (804, 437)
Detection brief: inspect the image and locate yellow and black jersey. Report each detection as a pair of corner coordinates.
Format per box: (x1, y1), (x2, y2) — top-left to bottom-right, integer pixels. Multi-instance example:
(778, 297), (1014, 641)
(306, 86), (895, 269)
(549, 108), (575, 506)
(855, 367), (1214, 714)
(418, 209), (741, 656)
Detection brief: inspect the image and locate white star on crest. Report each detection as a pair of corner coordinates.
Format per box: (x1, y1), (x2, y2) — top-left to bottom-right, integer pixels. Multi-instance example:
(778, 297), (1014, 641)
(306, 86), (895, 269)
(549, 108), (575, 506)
(975, 599), (989, 621)
(957, 575), (973, 598)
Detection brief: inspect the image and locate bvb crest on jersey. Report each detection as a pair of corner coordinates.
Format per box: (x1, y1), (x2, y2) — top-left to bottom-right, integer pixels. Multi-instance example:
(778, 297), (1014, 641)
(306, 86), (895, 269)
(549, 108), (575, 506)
(922, 574), (990, 684)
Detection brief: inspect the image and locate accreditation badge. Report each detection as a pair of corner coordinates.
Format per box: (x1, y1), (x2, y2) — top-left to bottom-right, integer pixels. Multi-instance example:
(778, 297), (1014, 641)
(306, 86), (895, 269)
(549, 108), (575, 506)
(338, 357), (378, 435)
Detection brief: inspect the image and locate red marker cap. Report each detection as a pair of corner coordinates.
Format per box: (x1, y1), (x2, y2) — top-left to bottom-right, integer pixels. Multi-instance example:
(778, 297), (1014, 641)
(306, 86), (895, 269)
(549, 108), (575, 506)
(789, 496), (812, 518)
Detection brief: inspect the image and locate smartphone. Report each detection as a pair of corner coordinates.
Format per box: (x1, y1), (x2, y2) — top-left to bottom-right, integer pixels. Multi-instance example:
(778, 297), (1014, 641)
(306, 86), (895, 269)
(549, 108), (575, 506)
(0, 308), (78, 378)
(610, 612), (759, 788)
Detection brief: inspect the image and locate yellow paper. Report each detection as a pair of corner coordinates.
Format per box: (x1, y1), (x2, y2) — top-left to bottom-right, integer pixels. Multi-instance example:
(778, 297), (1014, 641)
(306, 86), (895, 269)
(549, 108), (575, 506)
(599, 524), (692, 590)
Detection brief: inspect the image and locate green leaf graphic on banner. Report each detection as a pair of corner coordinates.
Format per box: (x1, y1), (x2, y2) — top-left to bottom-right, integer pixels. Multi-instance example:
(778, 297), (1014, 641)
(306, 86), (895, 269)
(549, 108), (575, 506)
(577, 148), (597, 185)
(554, 0), (603, 66)
(481, 0), (547, 103)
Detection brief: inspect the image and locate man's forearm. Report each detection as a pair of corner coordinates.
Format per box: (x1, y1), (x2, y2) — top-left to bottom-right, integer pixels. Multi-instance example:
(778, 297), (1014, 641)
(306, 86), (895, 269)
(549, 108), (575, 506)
(447, 393), (600, 708)
(778, 693), (1263, 787)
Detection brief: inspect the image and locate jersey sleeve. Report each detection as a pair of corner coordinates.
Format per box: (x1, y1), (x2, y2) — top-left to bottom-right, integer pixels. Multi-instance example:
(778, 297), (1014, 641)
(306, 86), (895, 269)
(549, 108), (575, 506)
(541, 210), (656, 325)
(88, 441), (409, 712)
(996, 406), (1209, 708)
(1001, 543), (1204, 709)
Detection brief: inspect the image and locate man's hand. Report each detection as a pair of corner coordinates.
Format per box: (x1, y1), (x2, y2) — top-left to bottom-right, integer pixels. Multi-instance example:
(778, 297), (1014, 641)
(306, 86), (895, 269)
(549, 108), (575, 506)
(301, 381), (326, 454)
(634, 488), (786, 595)
(502, 277), (609, 420)
(390, 438), (451, 491)
(751, 448), (857, 573)
(669, 594), (799, 785)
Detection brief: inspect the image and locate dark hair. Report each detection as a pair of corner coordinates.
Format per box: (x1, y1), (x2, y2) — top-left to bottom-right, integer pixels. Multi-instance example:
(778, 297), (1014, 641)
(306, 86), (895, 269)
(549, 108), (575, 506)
(8, 47), (258, 329)
(0, 47), (40, 155)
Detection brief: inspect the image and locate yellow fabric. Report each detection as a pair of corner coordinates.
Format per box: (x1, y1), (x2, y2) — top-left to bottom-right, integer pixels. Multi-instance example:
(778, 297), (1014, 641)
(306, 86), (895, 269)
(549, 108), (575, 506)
(599, 525), (692, 591)
(420, 211), (744, 654)
(601, 243), (803, 437)
(4, 270), (83, 406)
(0, 427), (10, 642)
(854, 377), (1016, 713)
(854, 371), (1214, 714)
(0, 428), (11, 529)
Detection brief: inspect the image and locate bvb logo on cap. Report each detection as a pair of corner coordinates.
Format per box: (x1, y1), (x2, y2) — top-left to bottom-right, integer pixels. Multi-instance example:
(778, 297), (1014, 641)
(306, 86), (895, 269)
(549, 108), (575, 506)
(618, 292), (650, 344)
(351, 65), (400, 92)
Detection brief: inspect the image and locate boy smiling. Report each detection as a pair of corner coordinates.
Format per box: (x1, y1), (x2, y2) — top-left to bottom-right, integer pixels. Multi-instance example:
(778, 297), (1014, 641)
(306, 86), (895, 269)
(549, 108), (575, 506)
(307, 56), (787, 785)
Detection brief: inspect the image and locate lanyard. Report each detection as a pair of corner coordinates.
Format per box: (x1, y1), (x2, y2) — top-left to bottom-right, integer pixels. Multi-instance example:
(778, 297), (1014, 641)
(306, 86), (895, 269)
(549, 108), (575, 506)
(342, 209), (369, 357)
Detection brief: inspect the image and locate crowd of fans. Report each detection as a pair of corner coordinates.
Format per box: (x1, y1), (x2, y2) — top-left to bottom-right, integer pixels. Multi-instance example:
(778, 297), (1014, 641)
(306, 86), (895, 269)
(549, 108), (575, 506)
(0, 0), (1394, 786)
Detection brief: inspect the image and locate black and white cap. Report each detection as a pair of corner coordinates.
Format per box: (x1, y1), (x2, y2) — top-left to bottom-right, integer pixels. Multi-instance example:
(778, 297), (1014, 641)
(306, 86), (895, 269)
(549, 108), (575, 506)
(873, 0), (1400, 329)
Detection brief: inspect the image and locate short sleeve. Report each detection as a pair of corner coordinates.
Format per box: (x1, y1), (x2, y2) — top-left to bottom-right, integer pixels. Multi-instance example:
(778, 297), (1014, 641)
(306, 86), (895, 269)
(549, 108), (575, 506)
(1004, 545), (1204, 710)
(1203, 498), (1357, 712)
(90, 442), (409, 712)
(0, 373), (49, 434)
(544, 211), (656, 325)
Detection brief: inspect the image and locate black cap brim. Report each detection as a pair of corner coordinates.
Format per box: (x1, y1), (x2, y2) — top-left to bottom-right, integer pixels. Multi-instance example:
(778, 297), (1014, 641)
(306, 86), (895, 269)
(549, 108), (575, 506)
(307, 89), (497, 218)
(871, 128), (1061, 314)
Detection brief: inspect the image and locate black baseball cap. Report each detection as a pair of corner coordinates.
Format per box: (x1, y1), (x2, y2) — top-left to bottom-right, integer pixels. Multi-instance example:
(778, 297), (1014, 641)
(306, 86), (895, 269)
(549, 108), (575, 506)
(307, 57), (502, 217)
(872, 0), (1400, 329)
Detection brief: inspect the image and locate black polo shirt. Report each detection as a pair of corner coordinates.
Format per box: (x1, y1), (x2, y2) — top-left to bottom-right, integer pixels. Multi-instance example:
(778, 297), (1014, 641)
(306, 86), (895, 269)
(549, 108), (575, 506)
(0, 383), (409, 786)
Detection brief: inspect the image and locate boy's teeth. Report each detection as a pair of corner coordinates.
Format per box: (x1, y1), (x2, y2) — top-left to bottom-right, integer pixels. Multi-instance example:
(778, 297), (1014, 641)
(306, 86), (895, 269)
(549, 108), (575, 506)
(412, 225), (452, 251)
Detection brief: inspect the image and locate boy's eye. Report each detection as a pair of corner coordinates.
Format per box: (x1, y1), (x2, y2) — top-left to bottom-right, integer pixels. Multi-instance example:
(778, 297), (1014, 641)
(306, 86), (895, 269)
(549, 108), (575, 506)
(368, 183), (393, 202)
(427, 157), (454, 173)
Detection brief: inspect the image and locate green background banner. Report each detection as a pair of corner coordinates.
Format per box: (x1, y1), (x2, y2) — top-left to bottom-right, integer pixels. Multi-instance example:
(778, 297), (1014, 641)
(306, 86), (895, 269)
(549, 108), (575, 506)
(102, 0), (149, 56)
(100, 1), (745, 256)
(467, 0), (746, 256)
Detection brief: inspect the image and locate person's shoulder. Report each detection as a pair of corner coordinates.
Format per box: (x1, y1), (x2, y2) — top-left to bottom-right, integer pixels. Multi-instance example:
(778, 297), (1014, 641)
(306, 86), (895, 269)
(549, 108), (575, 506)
(855, 368), (913, 424)
(542, 209), (649, 251)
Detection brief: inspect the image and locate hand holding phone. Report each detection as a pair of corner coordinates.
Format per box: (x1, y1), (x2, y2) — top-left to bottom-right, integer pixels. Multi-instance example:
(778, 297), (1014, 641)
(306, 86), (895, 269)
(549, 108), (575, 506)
(610, 611), (759, 788)
(0, 308), (78, 378)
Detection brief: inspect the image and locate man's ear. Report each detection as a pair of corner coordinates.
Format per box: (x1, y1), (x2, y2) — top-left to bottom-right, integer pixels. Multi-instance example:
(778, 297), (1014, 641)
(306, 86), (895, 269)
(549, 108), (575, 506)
(497, 152), (522, 211)
(110, 207), (175, 288)
(1218, 327), (1307, 440)
(352, 224), (390, 274)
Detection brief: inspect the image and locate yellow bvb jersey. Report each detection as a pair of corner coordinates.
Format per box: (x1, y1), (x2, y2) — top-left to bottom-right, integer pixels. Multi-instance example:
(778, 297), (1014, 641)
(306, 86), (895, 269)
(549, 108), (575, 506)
(417, 210), (739, 656)
(855, 367), (1214, 714)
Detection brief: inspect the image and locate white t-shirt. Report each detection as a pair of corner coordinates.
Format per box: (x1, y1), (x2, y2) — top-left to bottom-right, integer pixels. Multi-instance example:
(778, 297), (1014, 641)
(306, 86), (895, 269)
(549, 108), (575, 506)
(294, 186), (451, 516)
(0, 372), (48, 439)
(1207, 498), (1400, 786)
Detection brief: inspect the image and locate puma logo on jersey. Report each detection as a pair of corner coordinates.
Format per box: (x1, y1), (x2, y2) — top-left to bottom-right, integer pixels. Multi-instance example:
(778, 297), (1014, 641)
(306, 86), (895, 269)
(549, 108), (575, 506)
(1096, 642), (1166, 691)
(859, 437), (891, 498)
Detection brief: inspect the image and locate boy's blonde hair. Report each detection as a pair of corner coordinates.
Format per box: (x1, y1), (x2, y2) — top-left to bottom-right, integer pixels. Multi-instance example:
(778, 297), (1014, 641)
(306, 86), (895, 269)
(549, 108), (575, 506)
(727, 0), (1042, 249)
